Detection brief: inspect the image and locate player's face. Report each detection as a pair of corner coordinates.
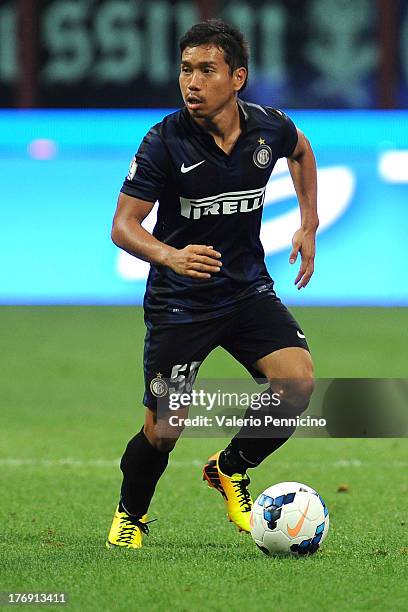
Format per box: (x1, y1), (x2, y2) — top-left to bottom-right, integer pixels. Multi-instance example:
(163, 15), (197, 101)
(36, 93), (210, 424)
(179, 45), (246, 119)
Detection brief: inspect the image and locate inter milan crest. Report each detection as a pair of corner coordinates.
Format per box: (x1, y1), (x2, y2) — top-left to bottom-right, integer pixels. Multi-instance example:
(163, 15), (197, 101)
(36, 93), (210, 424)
(150, 373), (168, 398)
(253, 143), (272, 169)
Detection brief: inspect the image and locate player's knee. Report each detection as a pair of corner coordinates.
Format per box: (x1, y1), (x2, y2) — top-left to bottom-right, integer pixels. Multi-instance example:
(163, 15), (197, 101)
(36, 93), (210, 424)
(290, 377), (314, 411)
(271, 353), (314, 412)
(152, 437), (178, 453)
(145, 431), (179, 453)
(272, 376), (314, 415)
(144, 421), (182, 453)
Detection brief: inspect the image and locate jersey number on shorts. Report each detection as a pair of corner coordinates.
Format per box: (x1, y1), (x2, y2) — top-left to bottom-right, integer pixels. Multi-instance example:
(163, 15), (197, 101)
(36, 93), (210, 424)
(169, 361), (201, 394)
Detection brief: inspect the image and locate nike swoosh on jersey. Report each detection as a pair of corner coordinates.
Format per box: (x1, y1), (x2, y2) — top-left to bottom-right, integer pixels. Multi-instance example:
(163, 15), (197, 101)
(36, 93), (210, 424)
(181, 160), (205, 173)
(297, 330), (306, 339)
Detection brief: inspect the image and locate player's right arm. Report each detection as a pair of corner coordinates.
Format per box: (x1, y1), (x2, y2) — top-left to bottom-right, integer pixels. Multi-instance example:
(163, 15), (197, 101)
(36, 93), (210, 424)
(114, 125), (221, 279)
(111, 193), (222, 279)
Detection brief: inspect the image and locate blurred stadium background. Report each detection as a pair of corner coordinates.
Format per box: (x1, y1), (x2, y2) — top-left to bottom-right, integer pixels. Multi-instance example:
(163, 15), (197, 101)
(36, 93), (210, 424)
(0, 0), (407, 307)
(1, 2), (408, 609)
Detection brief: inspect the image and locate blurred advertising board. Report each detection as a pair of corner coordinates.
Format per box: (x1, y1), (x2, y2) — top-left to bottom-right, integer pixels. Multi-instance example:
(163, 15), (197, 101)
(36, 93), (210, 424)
(0, 109), (407, 305)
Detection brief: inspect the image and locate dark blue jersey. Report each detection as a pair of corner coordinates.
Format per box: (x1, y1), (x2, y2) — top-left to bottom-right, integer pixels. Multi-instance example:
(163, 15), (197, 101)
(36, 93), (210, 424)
(121, 100), (298, 322)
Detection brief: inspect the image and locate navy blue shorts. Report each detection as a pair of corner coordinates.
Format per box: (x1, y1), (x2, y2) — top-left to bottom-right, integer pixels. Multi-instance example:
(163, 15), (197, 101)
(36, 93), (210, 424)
(142, 292), (309, 410)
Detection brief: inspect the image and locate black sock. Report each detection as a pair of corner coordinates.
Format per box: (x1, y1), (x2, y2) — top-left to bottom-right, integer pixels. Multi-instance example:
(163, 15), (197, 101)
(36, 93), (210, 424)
(219, 386), (310, 476)
(219, 437), (290, 476)
(119, 427), (169, 517)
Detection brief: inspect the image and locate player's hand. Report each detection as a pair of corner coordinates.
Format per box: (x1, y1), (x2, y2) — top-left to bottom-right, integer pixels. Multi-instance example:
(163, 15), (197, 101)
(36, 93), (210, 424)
(165, 244), (222, 279)
(289, 228), (316, 289)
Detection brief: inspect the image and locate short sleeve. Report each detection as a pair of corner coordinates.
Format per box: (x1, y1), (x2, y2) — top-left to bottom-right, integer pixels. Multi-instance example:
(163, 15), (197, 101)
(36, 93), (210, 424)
(121, 125), (170, 202)
(280, 112), (298, 158)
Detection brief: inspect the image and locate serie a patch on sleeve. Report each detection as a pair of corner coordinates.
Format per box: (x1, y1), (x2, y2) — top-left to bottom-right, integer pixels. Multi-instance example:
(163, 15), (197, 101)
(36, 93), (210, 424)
(127, 156), (138, 181)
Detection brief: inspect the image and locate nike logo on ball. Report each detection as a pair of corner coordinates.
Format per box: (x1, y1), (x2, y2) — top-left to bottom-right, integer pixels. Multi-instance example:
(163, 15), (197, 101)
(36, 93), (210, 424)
(181, 160), (205, 173)
(287, 499), (310, 537)
(297, 331), (306, 339)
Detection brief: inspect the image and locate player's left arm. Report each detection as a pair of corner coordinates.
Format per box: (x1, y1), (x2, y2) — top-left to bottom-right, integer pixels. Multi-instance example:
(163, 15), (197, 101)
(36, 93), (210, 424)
(287, 129), (319, 289)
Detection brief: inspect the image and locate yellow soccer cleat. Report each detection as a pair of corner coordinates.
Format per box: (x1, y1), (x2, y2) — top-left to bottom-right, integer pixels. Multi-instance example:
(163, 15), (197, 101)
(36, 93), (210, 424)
(203, 451), (253, 533)
(106, 506), (150, 549)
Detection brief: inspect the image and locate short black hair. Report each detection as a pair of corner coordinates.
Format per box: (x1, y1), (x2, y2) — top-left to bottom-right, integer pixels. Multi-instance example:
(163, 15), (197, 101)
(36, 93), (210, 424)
(179, 19), (249, 91)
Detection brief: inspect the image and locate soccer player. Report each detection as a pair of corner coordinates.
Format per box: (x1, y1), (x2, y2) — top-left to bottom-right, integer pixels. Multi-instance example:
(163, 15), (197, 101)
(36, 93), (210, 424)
(107, 19), (318, 548)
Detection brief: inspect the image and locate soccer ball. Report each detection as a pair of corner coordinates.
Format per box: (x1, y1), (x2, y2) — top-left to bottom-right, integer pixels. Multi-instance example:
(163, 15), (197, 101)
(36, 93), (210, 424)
(250, 481), (329, 556)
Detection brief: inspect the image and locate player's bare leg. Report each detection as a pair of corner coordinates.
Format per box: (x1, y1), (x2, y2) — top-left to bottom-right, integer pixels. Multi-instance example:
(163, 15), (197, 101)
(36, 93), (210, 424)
(255, 346), (314, 384)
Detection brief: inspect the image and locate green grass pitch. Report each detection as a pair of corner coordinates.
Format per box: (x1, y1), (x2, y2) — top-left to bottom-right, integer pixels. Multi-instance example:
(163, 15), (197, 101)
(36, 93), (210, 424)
(1, 306), (407, 611)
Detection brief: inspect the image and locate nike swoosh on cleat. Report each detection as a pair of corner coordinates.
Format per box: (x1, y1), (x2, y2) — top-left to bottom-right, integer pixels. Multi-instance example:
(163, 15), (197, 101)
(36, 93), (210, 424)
(287, 499), (310, 537)
(181, 160), (205, 173)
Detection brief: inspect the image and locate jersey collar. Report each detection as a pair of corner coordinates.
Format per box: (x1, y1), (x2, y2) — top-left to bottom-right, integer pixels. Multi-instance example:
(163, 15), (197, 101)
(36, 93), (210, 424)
(181, 100), (248, 158)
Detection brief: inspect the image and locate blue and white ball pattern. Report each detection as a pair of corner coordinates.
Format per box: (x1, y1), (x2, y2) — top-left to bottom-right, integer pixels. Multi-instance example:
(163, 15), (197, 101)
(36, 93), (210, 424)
(250, 481), (329, 556)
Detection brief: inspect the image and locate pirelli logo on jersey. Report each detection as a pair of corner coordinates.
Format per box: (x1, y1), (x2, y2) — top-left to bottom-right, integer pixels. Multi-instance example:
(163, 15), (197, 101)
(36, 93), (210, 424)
(179, 187), (266, 220)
